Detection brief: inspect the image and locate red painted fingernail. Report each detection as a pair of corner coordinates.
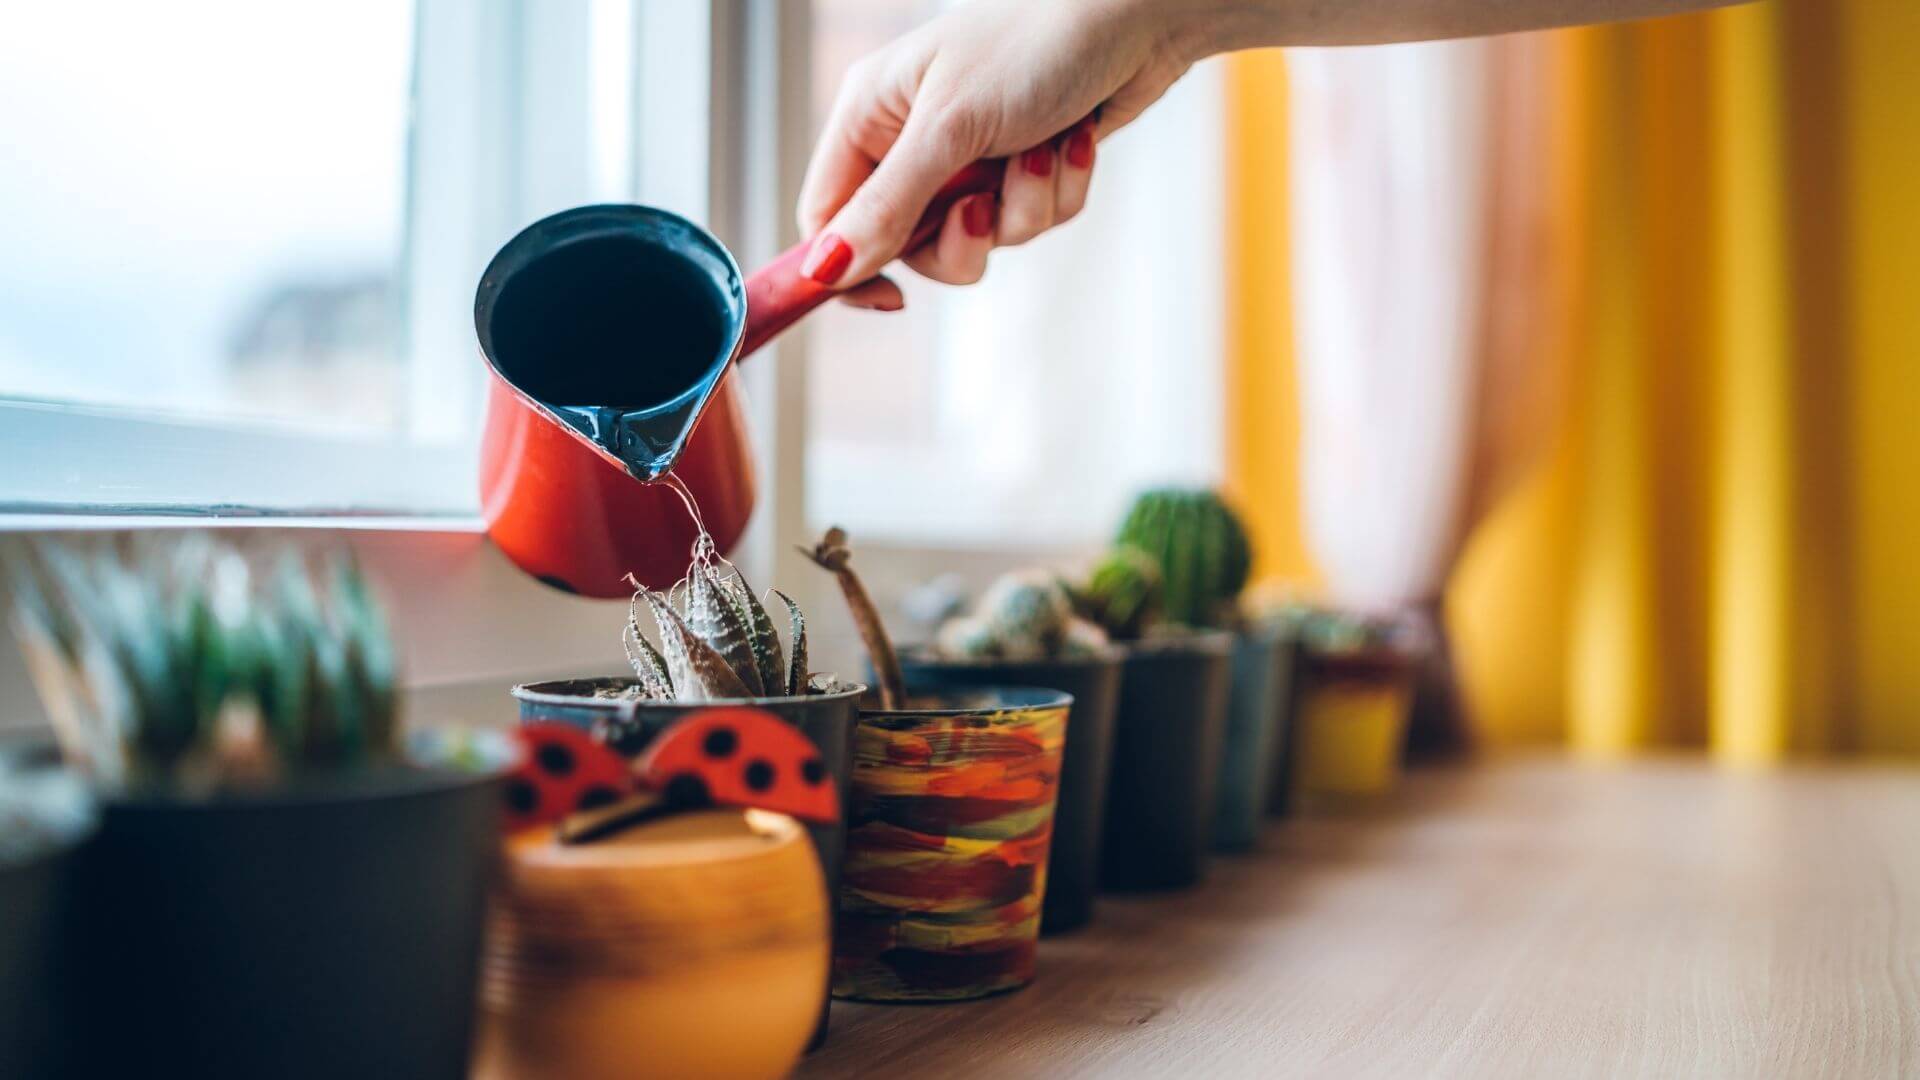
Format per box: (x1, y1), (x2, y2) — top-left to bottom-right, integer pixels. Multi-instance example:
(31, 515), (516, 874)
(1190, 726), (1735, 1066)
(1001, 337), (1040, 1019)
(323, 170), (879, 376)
(961, 194), (997, 238)
(1065, 128), (1095, 170)
(802, 233), (852, 285)
(1021, 147), (1054, 178)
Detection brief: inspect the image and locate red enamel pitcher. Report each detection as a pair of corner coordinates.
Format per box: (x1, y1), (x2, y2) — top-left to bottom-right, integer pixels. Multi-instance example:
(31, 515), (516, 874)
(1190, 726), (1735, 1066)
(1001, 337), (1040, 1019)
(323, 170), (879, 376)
(475, 161), (1005, 597)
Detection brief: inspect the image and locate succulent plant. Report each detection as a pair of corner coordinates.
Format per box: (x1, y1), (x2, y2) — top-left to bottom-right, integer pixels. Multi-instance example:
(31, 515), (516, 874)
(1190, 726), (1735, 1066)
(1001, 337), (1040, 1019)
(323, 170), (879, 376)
(935, 613), (998, 659)
(977, 570), (1074, 655)
(620, 540), (813, 701)
(1297, 607), (1402, 655)
(931, 569), (1111, 661)
(1114, 487), (1252, 629)
(1072, 544), (1164, 641)
(8, 538), (400, 789)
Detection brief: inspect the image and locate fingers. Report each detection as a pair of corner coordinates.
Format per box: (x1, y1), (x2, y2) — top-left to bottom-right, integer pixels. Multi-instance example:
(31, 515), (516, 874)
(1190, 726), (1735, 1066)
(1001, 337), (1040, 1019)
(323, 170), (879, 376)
(801, 108), (982, 289)
(995, 143), (1058, 247)
(797, 125), (877, 240)
(1053, 116), (1097, 225)
(837, 275), (906, 312)
(799, 59), (902, 238)
(801, 108), (1096, 302)
(900, 192), (997, 285)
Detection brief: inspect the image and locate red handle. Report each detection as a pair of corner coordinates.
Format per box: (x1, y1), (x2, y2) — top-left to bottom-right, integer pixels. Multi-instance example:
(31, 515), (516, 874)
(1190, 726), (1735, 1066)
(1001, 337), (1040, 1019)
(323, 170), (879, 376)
(740, 159), (1007, 358)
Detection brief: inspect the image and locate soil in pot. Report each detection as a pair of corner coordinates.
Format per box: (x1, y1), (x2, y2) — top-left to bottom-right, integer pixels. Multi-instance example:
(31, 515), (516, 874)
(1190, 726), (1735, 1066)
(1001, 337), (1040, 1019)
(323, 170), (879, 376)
(895, 649), (1121, 935)
(1099, 632), (1234, 891)
(833, 687), (1070, 1002)
(63, 733), (513, 1080)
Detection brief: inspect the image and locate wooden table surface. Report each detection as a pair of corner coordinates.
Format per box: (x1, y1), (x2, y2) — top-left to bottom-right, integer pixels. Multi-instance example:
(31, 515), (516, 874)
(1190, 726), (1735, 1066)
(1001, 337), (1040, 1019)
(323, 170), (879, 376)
(800, 756), (1920, 1079)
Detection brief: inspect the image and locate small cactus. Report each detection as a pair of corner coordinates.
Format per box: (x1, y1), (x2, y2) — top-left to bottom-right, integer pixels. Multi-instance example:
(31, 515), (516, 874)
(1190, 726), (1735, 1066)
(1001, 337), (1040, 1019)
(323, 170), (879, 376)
(1074, 544), (1164, 641)
(1114, 488), (1252, 628)
(935, 614), (998, 659)
(933, 569), (1110, 661)
(1057, 615), (1111, 658)
(977, 570), (1073, 654)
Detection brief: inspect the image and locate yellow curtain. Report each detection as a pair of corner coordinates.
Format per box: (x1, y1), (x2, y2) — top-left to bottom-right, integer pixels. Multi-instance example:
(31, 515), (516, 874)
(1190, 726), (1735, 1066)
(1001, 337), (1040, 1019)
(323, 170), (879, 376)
(1229, 0), (1920, 758)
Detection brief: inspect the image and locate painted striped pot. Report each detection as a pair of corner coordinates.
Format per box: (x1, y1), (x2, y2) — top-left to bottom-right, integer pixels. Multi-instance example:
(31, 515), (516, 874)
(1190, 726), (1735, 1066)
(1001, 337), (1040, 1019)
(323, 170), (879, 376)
(832, 687), (1070, 1002)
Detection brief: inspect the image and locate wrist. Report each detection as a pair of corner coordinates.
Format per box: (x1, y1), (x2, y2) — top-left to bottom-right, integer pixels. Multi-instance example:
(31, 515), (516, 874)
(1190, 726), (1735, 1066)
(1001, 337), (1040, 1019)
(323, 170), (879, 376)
(1152, 0), (1294, 62)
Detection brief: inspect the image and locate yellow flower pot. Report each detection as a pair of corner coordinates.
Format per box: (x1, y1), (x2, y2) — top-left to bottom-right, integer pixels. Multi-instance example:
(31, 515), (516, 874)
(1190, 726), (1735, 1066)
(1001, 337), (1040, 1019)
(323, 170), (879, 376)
(476, 809), (828, 1080)
(1293, 648), (1418, 801)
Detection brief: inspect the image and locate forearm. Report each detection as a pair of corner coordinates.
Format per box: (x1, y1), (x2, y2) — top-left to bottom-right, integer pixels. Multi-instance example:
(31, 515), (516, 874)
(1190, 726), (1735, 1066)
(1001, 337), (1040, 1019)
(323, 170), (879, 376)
(1159, 0), (1747, 53)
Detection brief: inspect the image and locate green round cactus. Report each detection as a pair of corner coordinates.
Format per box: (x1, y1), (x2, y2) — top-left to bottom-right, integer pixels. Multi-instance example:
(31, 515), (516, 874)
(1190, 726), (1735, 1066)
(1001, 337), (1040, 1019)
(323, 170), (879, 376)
(1114, 488), (1252, 628)
(1076, 544), (1164, 641)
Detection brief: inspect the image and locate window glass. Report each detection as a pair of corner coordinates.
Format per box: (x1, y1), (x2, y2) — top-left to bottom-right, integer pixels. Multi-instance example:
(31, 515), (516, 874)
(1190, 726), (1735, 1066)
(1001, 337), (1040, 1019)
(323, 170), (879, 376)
(0, 2), (416, 436)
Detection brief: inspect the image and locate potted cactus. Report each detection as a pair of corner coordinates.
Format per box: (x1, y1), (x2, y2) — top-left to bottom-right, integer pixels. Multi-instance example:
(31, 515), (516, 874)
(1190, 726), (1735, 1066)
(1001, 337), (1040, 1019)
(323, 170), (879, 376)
(1086, 487), (1277, 888)
(7, 538), (512, 1080)
(901, 569), (1121, 934)
(509, 538), (861, 1046)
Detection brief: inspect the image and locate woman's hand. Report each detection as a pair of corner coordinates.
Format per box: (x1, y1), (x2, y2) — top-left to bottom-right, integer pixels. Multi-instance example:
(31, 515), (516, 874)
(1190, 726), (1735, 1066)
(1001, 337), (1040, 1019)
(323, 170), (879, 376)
(797, 0), (1214, 310)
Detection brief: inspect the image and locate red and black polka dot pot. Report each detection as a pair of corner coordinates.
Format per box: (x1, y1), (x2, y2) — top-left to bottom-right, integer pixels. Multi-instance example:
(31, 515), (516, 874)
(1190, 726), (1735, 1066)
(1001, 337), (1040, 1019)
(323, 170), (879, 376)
(509, 678), (863, 1047)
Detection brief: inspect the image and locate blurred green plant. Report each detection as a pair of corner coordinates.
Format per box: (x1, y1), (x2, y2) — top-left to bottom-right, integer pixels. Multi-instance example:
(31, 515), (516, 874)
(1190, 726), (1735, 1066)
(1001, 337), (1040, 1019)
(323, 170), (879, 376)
(8, 538), (399, 790)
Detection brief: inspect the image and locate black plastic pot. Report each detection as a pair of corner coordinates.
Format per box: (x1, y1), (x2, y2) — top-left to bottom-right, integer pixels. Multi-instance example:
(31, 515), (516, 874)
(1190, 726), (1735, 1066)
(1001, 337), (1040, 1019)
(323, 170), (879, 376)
(511, 678), (864, 1047)
(65, 739), (512, 1080)
(1099, 632), (1234, 891)
(0, 765), (92, 1079)
(895, 648), (1123, 934)
(1212, 625), (1290, 851)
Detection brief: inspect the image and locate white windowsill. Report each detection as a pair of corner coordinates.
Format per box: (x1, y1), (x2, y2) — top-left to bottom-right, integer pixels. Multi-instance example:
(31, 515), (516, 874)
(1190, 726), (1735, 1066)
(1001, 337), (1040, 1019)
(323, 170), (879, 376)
(0, 513), (485, 534)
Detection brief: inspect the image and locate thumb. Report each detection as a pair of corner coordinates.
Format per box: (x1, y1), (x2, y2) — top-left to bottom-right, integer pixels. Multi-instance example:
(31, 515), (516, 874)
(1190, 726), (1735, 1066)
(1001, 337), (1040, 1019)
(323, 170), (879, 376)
(799, 110), (979, 289)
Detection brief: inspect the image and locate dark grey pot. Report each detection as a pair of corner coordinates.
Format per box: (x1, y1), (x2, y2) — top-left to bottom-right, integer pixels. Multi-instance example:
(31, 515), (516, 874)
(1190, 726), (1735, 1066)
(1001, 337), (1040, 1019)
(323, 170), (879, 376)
(65, 738), (512, 1080)
(1099, 632), (1234, 891)
(0, 766), (92, 1080)
(895, 648), (1124, 934)
(511, 678), (864, 1048)
(1266, 636), (1308, 817)
(1212, 626), (1290, 851)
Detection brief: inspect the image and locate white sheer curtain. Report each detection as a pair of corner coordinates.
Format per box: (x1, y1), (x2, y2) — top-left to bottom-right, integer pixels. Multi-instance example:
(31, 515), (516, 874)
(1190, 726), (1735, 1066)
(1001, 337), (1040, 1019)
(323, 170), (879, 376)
(1287, 42), (1494, 610)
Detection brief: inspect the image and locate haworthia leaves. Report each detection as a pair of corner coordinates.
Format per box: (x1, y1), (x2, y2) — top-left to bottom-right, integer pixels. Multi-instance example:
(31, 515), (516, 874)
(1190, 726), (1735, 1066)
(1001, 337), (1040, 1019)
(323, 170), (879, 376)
(771, 589), (807, 697)
(622, 589), (674, 699)
(644, 589), (751, 701)
(686, 563), (763, 697)
(724, 569), (787, 698)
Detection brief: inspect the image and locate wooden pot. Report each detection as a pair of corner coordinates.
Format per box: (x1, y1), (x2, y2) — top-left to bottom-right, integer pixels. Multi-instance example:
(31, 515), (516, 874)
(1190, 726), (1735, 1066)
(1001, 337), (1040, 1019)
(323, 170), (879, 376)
(478, 808), (828, 1080)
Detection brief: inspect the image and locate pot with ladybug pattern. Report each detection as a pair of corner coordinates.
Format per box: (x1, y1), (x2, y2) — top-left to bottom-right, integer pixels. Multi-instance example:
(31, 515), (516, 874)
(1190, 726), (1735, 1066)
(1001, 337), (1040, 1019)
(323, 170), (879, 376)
(509, 678), (863, 1043)
(834, 686), (1071, 1002)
